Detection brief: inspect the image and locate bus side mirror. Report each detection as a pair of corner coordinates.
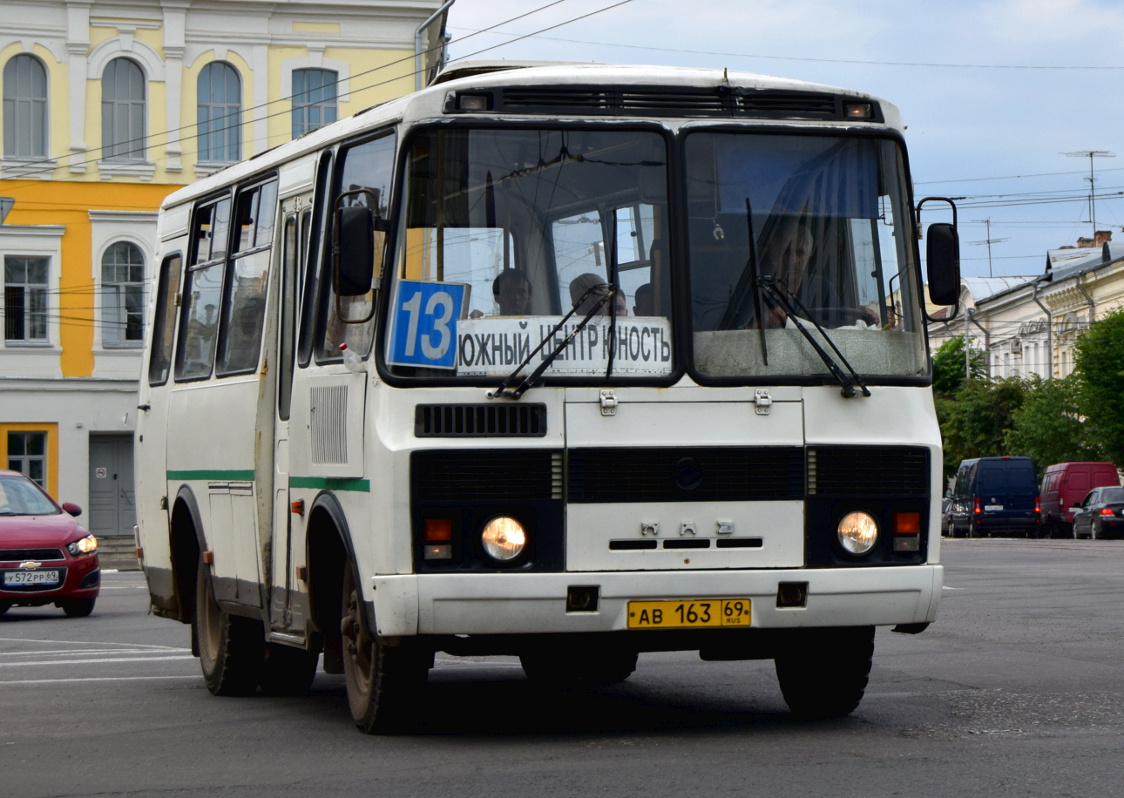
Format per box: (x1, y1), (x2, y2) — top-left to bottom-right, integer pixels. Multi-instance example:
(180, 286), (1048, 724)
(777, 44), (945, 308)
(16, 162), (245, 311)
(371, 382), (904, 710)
(926, 222), (960, 306)
(334, 205), (379, 297)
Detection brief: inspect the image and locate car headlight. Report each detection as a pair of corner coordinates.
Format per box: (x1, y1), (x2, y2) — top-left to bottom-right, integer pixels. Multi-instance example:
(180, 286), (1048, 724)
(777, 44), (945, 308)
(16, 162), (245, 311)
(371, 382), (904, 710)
(837, 511), (878, 556)
(480, 516), (527, 562)
(68, 534), (98, 557)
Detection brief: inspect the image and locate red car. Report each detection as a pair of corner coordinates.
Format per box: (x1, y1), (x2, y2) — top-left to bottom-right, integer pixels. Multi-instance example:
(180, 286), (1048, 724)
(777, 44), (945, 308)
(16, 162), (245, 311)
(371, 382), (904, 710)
(0, 470), (100, 617)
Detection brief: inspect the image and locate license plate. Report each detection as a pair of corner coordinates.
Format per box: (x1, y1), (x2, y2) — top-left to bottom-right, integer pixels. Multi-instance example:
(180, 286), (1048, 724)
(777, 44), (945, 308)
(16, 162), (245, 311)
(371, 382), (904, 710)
(3, 570), (61, 587)
(627, 598), (751, 629)
(984, 504), (1003, 511)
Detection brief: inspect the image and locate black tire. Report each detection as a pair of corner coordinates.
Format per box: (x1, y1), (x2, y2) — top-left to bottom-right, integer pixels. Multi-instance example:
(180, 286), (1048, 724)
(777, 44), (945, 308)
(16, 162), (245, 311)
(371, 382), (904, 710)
(0, 601), (11, 615)
(61, 598), (96, 617)
(520, 646), (638, 687)
(194, 560), (263, 696)
(341, 560), (429, 734)
(775, 626), (875, 719)
(259, 643), (319, 696)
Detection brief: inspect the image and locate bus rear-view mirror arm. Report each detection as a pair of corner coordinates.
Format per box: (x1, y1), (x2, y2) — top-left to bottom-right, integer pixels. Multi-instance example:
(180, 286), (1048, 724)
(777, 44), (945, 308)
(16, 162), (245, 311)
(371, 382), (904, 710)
(916, 196), (961, 320)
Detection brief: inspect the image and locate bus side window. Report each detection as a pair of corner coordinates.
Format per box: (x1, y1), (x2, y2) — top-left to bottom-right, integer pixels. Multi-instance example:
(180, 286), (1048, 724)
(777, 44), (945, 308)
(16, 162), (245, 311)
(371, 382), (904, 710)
(176, 196), (231, 381)
(147, 253), (183, 386)
(216, 178), (278, 375)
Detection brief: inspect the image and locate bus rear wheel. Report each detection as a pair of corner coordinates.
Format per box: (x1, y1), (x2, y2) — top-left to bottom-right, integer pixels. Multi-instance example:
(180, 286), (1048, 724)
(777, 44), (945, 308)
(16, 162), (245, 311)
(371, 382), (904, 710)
(194, 560), (263, 696)
(775, 626), (874, 718)
(340, 561), (428, 733)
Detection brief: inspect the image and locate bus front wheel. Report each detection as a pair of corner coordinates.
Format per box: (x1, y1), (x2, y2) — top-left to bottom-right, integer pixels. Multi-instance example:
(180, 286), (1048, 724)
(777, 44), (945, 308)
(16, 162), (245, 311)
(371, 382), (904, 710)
(341, 561), (429, 733)
(775, 626), (874, 718)
(194, 560), (263, 696)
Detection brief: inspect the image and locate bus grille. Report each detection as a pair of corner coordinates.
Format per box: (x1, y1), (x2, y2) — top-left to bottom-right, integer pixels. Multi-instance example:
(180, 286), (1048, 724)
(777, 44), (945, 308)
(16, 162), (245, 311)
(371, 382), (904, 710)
(568, 446), (805, 503)
(807, 446), (930, 498)
(415, 403), (547, 437)
(310, 385), (348, 464)
(476, 87), (867, 121)
(413, 449), (563, 502)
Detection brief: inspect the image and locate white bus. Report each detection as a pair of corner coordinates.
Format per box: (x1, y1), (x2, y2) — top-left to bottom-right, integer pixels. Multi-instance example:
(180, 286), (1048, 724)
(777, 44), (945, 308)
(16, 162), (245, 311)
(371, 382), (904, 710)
(135, 62), (961, 733)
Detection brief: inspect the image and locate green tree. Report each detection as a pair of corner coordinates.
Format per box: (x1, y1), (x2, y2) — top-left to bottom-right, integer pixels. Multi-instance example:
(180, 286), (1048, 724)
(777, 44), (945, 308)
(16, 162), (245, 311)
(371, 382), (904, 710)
(1074, 307), (1124, 467)
(940, 377), (1028, 479)
(932, 334), (988, 397)
(1003, 374), (1100, 477)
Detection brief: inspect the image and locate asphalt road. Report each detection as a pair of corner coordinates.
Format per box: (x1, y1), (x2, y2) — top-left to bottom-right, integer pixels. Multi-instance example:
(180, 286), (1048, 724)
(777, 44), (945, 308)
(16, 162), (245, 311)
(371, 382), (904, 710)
(4, 539), (1124, 797)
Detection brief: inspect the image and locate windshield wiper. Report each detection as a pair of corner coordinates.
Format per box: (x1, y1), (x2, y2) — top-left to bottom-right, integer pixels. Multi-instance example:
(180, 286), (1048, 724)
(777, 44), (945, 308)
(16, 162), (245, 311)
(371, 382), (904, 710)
(758, 276), (871, 398)
(717, 198), (768, 365)
(488, 283), (616, 400)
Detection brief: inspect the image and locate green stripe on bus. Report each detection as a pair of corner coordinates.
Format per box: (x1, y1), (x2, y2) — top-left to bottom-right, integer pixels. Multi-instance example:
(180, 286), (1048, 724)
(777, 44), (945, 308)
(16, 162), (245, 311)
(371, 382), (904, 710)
(167, 470), (256, 481)
(289, 476), (371, 492)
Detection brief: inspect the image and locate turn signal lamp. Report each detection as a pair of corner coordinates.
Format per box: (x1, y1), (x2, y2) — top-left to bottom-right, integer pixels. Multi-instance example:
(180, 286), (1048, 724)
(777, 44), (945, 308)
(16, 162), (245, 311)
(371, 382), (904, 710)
(843, 102), (873, 119)
(424, 518), (453, 561)
(893, 512), (921, 552)
(456, 93), (491, 111)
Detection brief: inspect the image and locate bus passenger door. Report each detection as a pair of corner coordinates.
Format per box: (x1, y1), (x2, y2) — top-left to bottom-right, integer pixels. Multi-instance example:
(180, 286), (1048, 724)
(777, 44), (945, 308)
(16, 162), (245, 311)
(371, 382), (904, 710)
(269, 201), (309, 634)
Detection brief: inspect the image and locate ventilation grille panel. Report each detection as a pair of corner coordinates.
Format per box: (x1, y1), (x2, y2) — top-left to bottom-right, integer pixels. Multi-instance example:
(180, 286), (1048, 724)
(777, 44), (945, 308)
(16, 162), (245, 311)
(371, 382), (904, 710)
(310, 385), (348, 465)
(415, 404), (547, 437)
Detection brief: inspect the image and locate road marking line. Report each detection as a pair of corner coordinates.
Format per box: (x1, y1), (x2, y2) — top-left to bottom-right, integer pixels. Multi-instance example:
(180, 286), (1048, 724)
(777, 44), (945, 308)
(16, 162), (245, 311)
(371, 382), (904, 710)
(0, 655), (196, 667)
(1, 675), (200, 686)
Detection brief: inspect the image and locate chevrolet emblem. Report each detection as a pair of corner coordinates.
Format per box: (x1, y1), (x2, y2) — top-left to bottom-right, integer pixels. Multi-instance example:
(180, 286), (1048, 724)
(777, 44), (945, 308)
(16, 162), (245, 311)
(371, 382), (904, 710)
(19, 561), (42, 569)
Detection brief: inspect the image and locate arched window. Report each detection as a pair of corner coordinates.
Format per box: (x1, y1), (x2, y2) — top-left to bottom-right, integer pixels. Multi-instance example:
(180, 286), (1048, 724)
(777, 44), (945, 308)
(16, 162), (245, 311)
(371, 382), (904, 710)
(198, 62), (241, 162)
(102, 58), (146, 160)
(3, 54), (48, 158)
(102, 241), (145, 346)
(291, 68), (337, 139)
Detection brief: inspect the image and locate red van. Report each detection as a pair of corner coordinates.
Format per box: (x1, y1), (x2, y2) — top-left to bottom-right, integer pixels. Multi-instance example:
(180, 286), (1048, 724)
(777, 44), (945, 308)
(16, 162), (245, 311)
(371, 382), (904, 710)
(1040, 462), (1120, 537)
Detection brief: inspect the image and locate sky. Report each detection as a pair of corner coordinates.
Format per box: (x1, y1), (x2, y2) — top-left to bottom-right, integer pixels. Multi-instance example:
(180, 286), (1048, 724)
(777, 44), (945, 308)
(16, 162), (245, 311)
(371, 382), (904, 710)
(442, 0), (1124, 279)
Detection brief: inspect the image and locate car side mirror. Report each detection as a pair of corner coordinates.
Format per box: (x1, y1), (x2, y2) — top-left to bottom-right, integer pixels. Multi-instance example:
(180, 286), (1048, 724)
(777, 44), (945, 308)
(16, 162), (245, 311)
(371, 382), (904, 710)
(62, 502), (83, 517)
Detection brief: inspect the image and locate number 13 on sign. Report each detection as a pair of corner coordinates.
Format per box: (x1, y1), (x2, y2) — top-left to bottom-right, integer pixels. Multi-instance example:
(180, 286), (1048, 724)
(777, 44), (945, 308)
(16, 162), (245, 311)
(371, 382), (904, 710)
(387, 280), (466, 369)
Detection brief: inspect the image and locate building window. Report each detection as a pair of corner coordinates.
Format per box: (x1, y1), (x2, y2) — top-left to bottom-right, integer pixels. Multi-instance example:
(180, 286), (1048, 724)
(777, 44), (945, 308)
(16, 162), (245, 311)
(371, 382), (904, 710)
(198, 62), (241, 163)
(3, 54), (48, 158)
(102, 241), (145, 347)
(291, 68), (337, 139)
(102, 58), (146, 160)
(4, 256), (48, 342)
(7, 430), (47, 487)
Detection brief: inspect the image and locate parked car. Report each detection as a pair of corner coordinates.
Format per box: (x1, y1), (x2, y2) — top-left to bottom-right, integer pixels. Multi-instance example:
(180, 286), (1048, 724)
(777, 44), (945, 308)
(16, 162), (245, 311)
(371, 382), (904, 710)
(1072, 486), (1124, 540)
(1040, 461), (1120, 537)
(946, 456), (1039, 537)
(0, 470), (100, 617)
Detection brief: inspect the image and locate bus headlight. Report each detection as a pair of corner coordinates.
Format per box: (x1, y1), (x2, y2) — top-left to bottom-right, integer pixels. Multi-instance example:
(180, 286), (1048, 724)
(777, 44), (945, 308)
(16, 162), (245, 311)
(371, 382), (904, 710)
(481, 516), (527, 562)
(837, 511), (878, 556)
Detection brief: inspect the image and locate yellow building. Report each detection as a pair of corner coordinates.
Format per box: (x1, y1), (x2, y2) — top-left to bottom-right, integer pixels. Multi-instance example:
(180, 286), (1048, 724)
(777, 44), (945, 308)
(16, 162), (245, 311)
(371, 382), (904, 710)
(0, 0), (448, 547)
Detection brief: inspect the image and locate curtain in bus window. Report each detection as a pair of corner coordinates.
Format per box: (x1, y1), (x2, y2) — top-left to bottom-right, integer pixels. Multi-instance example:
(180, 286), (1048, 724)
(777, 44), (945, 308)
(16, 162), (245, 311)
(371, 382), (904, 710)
(316, 132), (395, 361)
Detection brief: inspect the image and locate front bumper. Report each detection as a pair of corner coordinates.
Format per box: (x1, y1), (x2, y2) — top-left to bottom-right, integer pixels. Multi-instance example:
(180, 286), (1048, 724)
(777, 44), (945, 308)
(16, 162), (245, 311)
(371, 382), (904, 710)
(368, 564), (942, 638)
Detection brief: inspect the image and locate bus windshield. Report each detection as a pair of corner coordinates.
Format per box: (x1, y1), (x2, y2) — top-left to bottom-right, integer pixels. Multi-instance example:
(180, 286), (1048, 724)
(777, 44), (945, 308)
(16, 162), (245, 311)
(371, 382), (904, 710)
(685, 132), (926, 380)
(386, 126), (672, 379)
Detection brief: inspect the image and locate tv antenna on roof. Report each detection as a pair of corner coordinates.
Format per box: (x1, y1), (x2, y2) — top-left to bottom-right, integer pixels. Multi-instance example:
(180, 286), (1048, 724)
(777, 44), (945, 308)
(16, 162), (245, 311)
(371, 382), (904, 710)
(1063, 150), (1116, 239)
(969, 218), (1008, 278)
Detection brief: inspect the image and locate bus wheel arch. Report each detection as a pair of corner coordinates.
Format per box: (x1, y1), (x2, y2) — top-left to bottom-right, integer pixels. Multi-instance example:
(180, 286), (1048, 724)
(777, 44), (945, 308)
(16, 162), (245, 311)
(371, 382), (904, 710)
(305, 495), (351, 675)
(169, 489), (205, 629)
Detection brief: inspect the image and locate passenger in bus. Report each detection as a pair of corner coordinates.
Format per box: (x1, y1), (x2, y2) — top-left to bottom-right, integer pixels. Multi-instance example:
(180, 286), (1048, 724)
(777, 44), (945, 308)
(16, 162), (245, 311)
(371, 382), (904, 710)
(570, 272), (627, 316)
(633, 283), (654, 316)
(492, 269), (533, 315)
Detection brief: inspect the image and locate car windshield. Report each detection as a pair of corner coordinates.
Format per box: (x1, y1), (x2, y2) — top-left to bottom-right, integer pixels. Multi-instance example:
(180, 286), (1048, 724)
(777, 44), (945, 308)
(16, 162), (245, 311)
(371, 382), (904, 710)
(684, 132), (926, 381)
(0, 475), (60, 517)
